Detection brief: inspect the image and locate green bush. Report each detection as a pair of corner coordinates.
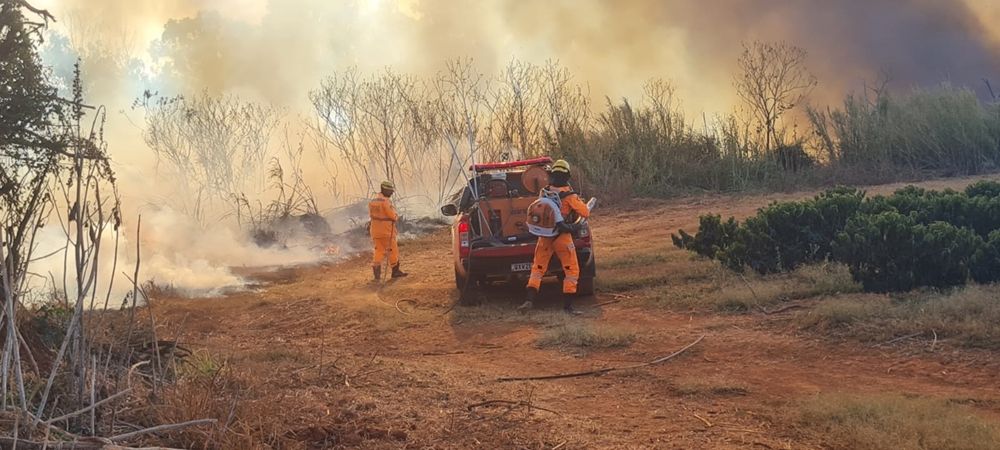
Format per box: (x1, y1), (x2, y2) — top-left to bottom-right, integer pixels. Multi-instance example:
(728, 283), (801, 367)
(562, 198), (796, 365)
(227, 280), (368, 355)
(671, 214), (739, 259)
(971, 230), (1000, 284)
(914, 222), (983, 288)
(880, 187), (1000, 237)
(677, 184), (1000, 292)
(677, 187), (865, 274)
(832, 212), (921, 292)
(831, 215), (983, 292)
(965, 180), (1000, 198)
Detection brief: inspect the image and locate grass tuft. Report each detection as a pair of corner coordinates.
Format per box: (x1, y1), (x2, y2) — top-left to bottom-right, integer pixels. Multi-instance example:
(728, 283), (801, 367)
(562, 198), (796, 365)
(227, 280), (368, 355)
(644, 262), (860, 313)
(800, 285), (1000, 348)
(797, 393), (1000, 450)
(601, 252), (671, 270)
(537, 322), (636, 349)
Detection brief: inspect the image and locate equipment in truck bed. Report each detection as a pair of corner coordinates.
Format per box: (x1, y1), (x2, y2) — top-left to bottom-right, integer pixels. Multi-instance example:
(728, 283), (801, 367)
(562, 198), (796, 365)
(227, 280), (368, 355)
(440, 157), (597, 304)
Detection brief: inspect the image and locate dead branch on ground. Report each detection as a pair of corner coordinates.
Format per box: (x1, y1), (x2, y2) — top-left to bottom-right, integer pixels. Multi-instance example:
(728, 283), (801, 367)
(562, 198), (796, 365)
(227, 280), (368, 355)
(467, 400), (560, 416)
(497, 335), (705, 382)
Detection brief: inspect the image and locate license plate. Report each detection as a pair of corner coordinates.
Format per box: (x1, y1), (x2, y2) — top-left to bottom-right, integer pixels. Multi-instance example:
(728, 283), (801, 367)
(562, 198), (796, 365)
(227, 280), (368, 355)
(511, 263), (532, 272)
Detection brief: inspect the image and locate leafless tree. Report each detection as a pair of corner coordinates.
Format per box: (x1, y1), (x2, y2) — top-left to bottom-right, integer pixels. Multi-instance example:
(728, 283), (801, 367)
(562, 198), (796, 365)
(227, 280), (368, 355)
(137, 91), (280, 224)
(538, 60), (591, 149)
(734, 40), (817, 152)
(644, 78), (686, 143)
(358, 69), (416, 186)
(311, 68), (376, 195)
(435, 58), (490, 196)
(484, 59), (544, 159)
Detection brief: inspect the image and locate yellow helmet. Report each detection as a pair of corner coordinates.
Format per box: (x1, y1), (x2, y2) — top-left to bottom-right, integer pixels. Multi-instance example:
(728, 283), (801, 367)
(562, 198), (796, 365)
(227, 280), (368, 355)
(550, 159), (571, 174)
(380, 180), (395, 191)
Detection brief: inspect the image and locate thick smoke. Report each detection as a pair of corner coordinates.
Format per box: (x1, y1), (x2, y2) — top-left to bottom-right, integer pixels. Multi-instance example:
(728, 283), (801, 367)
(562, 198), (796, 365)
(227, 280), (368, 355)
(37, 0), (1000, 111)
(26, 0), (1000, 295)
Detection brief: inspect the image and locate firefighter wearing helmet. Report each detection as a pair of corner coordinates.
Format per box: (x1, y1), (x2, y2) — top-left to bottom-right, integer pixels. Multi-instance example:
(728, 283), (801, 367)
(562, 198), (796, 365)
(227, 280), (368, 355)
(519, 159), (590, 315)
(369, 180), (408, 281)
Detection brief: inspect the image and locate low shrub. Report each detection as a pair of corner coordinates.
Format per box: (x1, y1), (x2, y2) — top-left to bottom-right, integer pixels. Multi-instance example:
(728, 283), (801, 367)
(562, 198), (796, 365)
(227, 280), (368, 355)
(833, 215), (983, 292)
(671, 214), (740, 259)
(675, 183), (1000, 292)
(971, 230), (1000, 284)
(674, 187), (865, 274)
(965, 180), (1000, 198)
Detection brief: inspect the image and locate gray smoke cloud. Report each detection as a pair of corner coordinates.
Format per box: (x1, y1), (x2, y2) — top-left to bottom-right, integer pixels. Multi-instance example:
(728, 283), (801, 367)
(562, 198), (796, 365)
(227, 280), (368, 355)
(38, 0), (1000, 113)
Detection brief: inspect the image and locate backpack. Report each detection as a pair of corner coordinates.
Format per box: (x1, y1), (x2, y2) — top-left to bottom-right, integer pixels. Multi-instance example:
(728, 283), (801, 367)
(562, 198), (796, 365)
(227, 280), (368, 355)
(526, 188), (564, 237)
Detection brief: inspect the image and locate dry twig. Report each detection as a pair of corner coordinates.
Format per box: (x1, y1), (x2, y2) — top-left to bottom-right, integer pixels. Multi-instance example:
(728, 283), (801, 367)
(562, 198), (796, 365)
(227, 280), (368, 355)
(761, 303), (804, 315)
(497, 335), (705, 382)
(467, 400), (560, 416)
(108, 419), (218, 441)
(878, 331), (924, 347)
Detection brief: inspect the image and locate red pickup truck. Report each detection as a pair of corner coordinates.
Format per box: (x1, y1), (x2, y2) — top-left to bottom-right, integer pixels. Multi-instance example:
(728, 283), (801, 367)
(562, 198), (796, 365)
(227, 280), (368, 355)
(440, 157), (596, 304)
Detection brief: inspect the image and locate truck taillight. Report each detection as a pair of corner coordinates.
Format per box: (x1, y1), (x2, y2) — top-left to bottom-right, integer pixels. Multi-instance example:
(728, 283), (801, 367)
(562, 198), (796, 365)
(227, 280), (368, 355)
(458, 219), (470, 257)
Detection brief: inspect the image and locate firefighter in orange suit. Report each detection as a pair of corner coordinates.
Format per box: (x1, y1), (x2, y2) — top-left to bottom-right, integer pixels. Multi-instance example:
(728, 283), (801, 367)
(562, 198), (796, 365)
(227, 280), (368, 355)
(369, 180), (408, 281)
(520, 160), (590, 314)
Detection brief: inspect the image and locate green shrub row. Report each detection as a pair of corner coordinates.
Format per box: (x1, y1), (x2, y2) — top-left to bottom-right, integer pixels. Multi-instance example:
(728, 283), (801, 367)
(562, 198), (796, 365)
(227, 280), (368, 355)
(672, 181), (1000, 292)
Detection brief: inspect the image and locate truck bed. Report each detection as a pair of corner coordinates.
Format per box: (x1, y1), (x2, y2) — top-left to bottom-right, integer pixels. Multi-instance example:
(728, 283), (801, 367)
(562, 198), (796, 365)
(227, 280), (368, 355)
(474, 197), (535, 238)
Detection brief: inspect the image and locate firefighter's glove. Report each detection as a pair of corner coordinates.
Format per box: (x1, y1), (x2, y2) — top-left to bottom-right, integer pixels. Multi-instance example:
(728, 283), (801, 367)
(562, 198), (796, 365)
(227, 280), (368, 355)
(556, 221), (583, 237)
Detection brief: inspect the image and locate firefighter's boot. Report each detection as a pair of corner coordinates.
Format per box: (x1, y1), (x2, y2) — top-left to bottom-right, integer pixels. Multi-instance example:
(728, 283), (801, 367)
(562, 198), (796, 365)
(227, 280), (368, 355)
(372, 266), (382, 282)
(563, 293), (581, 316)
(518, 288), (537, 314)
(391, 264), (409, 279)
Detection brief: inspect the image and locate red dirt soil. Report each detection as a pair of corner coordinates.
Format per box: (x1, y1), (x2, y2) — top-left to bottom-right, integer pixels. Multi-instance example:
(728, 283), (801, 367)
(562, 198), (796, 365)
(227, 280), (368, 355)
(156, 175), (1000, 449)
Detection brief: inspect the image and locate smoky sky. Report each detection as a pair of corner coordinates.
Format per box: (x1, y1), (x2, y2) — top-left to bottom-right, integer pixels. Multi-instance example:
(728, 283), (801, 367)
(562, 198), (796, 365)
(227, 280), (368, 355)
(40, 0), (1000, 114)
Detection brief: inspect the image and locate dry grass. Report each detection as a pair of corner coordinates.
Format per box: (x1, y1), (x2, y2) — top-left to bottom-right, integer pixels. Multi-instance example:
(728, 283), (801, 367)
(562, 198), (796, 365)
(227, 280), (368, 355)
(711, 263), (861, 312)
(598, 273), (680, 292)
(797, 393), (1000, 450)
(634, 261), (860, 312)
(352, 304), (414, 332)
(153, 352), (284, 449)
(536, 322), (636, 349)
(251, 348), (308, 364)
(601, 252), (671, 270)
(450, 303), (577, 327)
(800, 285), (1000, 348)
(597, 249), (719, 294)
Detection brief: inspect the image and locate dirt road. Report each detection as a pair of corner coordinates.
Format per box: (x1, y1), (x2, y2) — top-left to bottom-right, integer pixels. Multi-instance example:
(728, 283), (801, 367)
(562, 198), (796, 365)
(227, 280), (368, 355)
(157, 175), (1000, 449)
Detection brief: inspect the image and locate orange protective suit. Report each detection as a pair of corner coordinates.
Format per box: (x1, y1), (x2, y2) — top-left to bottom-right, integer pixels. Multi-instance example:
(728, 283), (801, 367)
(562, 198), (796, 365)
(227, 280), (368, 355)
(527, 186), (590, 294)
(369, 192), (400, 268)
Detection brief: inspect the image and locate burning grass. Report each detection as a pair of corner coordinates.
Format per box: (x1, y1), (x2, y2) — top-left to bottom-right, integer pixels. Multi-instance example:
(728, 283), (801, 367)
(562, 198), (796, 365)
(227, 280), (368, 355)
(796, 393), (1000, 450)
